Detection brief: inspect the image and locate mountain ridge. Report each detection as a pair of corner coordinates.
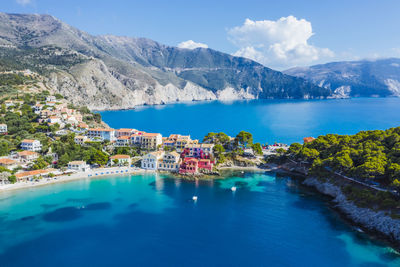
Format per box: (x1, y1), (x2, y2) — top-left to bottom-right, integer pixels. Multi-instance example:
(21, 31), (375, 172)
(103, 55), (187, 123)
(0, 12), (329, 110)
(284, 58), (400, 98)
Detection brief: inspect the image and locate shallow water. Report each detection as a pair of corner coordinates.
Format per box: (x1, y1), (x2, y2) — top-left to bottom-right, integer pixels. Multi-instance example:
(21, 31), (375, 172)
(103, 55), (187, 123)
(0, 172), (398, 266)
(99, 98), (400, 144)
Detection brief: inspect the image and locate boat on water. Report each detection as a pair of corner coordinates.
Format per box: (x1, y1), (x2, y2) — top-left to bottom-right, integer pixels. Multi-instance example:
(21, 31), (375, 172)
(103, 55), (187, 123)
(231, 186), (237, 192)
(192, 196), (198, 201)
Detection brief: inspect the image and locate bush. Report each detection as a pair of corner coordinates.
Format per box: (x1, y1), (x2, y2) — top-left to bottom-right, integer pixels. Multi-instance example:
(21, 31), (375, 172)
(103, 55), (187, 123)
(8, 175), (17, 184)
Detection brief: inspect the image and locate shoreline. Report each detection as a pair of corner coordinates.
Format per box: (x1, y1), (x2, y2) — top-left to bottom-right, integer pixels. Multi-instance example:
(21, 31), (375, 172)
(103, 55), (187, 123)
(0, 167), (149, 193)
(0, 165), (264, 193)
(302, 176), (400, 251)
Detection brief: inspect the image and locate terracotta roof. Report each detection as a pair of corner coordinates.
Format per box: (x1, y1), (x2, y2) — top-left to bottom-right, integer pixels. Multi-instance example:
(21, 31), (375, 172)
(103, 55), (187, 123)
(110, 155), (130, 159)
(303, 137), (316, 143)
(0, 158), (16, 165)
(17, 151), (39, 156)
(15, 169), (52, 179)
(0, 123), (6, 127)
(116, 128), (136, 132)
(118, 136), (130, 140)
(142, 133), (161, 137)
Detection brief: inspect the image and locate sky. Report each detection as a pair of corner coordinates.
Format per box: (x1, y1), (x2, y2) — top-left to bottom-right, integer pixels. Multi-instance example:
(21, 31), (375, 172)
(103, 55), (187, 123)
(2, 0), (400, 70)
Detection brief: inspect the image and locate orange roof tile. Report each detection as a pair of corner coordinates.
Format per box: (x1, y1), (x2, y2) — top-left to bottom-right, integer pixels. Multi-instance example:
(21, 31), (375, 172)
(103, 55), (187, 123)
(17, 151), (39, 156)
(110, 155), (130, 159)
(0, 158), (16, 165)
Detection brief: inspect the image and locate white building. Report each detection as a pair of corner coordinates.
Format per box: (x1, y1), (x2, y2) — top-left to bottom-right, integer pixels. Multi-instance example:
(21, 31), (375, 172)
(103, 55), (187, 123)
(46, 96), (56, 102)
(110, 155), (131, 166)
(115, 136), (131, 147)
(20, 139), (42, 152)
(34, 104), (43, 113)
(158, 152), (180, 172)
(74, 135), (88, 145)
(115, 128), (137, 138)
(141, 151), (164, 170)
(17, 150), (39, 162)
(0, 124), (7, 134)
(48, 116), (61, 124)
(87, 128), (116, 142)
(67, 161), (90, 172)
(0, 158), (18, 170)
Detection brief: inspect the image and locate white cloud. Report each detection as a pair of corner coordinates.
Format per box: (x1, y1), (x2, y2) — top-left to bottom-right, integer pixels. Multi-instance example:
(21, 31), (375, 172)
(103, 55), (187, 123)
(16, 0), (31, 6)
(177, 40), (208, 50)
(228, 16), (334, 69)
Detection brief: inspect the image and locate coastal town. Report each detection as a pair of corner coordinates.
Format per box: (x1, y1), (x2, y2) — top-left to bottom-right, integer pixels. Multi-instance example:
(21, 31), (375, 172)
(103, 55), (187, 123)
(0, 91), (284, 189)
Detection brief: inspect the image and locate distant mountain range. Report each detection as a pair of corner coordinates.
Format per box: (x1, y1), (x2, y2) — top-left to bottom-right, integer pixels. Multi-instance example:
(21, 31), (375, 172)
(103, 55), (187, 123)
(284, 58), (400, 98)
(0, 13), (329, 110)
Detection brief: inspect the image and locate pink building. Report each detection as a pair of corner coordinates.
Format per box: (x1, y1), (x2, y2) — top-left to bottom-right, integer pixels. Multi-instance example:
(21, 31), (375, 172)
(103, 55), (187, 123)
(198, 159), (214, 171)
(179, 158), (198, 174)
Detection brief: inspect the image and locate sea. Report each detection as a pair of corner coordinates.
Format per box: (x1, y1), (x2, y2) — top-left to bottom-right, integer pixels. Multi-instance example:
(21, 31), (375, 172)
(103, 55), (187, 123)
(1, 98), (400, 266)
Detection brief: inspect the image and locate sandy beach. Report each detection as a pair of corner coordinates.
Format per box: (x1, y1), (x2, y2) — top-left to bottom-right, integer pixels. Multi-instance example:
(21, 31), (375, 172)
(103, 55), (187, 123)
(0, 167), (150, 193)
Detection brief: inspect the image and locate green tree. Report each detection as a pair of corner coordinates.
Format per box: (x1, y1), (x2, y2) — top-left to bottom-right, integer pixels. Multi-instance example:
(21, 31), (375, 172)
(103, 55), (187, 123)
(8, 175), (17, 184)
(288, 143), (302, 155)
(0, 140), (9, 156)
(251, 143), (263, 155)
(93, 113), (102, 123)
(235, 131), (253, 148)
(32, 157), (49, 170)
(91, 150), (108, 166)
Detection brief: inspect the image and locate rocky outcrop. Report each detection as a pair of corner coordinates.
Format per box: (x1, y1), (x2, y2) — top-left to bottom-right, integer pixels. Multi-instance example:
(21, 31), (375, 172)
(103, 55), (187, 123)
(303, 177), (400, 246)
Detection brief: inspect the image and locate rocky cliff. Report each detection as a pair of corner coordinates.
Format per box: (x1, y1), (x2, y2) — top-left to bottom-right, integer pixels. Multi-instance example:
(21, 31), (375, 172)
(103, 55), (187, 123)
(303, 177), (400, 246)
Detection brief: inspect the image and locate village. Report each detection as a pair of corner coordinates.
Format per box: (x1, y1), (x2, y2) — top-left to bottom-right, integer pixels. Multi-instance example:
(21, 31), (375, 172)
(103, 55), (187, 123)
(0, 93), (289, 187)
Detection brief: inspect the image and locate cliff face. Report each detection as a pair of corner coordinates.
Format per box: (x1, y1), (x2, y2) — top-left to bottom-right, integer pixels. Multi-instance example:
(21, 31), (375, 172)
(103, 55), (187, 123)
(0, 13), (330, 110)
(303, 177), (400, 246)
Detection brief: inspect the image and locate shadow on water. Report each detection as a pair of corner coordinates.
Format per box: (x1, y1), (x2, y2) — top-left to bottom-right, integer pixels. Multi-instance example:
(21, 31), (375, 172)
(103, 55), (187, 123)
(42, 207), (82, 222)
(85, 202), (111, 211)
(20, 215), (35, 221)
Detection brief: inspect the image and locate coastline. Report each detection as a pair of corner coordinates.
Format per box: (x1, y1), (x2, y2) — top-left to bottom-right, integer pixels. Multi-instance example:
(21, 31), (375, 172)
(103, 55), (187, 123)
(302, 177), (400, 250)
(0, 167), (149, 193)
(0, 165), (270, 193)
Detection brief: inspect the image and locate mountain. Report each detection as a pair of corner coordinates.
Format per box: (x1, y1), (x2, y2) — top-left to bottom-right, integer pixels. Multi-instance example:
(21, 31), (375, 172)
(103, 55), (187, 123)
(0, 13), (329, 110)
(284, 59), (400, 98)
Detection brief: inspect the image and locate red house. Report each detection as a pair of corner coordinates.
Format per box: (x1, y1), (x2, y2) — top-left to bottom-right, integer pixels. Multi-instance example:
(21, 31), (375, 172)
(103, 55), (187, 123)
(179, 158), (198, 174)
(198, 159), (214, 171)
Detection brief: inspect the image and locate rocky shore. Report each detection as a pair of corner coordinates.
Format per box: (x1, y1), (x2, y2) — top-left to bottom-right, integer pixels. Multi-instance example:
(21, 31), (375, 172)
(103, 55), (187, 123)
(303, 177), (400, 248)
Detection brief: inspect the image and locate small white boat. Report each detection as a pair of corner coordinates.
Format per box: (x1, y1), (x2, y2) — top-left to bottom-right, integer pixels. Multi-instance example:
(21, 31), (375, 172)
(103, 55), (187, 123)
(241, 171), (244, 174)
(231, 186), (237, 192)
(192, 196), (198, 201)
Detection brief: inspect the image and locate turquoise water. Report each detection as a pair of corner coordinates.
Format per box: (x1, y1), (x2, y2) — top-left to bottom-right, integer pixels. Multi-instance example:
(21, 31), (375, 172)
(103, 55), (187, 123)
(100, 98), (400, 144)
(0, 172), (399, 266)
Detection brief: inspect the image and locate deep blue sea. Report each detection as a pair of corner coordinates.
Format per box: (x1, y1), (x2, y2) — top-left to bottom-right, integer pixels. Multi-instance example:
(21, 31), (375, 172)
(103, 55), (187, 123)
(100, 98), (400, 144)
(0, 172), (399, 266)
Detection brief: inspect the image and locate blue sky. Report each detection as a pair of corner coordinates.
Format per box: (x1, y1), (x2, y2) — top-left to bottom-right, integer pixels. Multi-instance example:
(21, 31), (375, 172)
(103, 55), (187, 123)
(3, 0), (400, 69)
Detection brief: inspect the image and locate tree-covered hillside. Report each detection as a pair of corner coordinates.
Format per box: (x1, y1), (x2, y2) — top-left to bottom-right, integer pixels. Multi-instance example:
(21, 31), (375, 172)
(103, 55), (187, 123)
(287, 128), (400, 187)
